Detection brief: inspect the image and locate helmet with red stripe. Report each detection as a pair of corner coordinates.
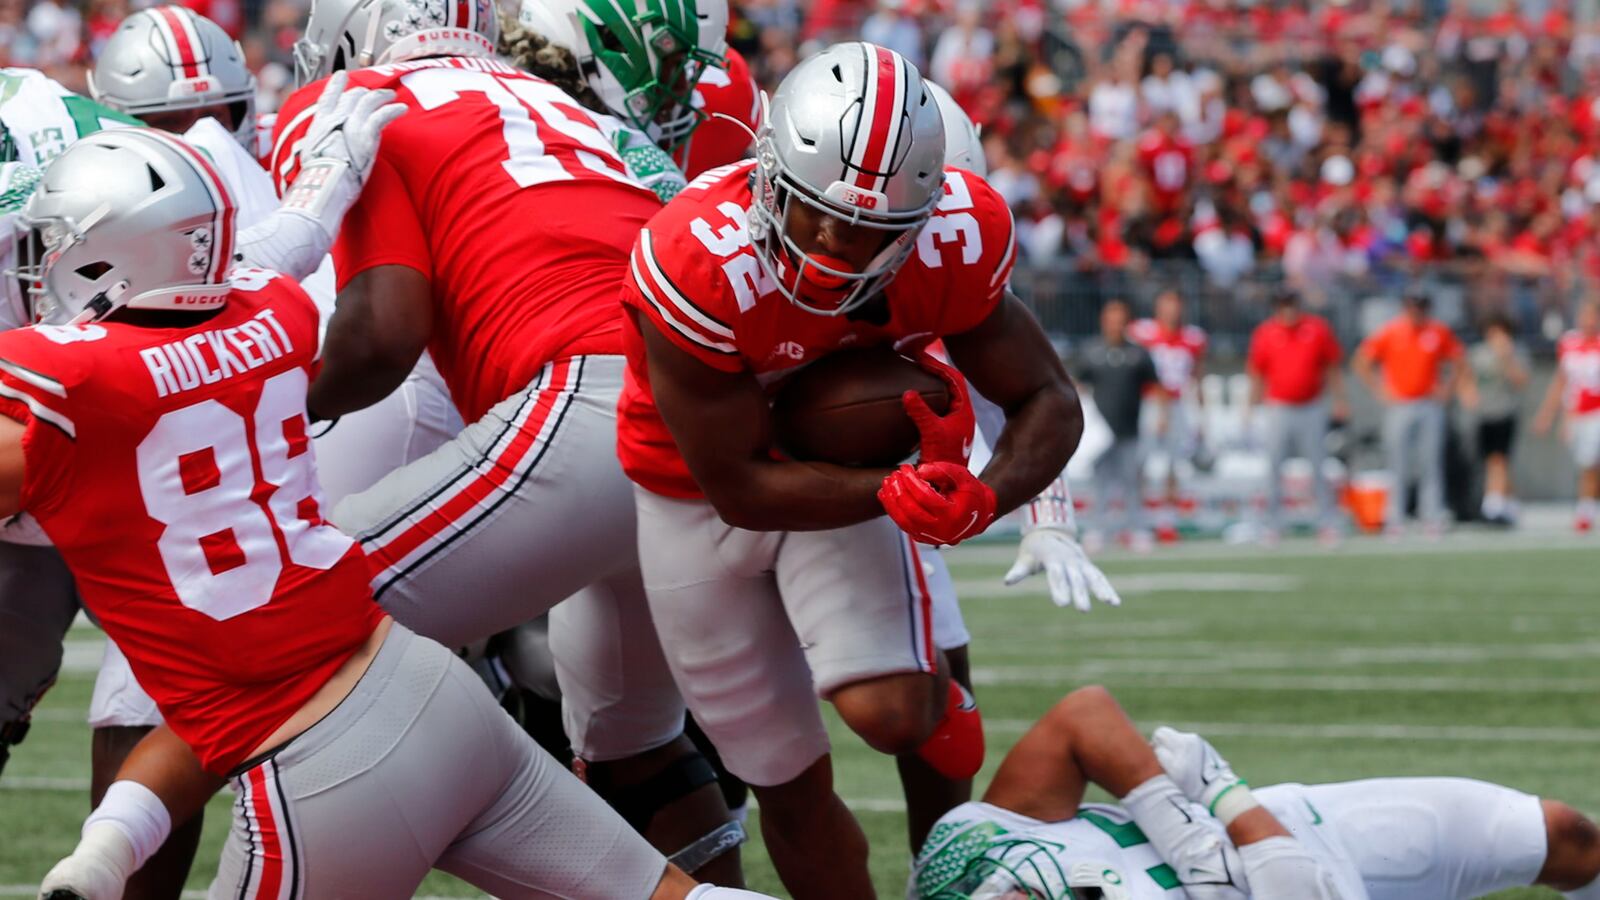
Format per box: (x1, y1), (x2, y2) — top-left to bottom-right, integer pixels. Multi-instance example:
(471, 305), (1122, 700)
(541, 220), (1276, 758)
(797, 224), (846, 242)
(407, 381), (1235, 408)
(924, 81), (985, 178)
(90, 7), (259, 153)
(750, 41), (945, 316)
(13, 128), (236, 325)
(294, 0), (500, 86)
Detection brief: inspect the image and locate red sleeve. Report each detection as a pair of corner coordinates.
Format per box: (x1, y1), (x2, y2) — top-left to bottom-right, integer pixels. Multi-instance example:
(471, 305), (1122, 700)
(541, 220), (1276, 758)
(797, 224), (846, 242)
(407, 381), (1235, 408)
(331, 155), (433, 290)
(1322, 320), (1344, 365)
(0, 331), (79, 518)
(620, 226), (745, 373)
(268, 82), (322, 198)
(933, 170), (1017, 336)
(1439, 326), (1464, 360)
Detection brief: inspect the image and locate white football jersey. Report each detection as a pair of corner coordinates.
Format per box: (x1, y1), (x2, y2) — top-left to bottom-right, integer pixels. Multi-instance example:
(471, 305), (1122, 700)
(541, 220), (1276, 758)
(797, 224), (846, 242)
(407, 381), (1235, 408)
(0, 67), (140, 168)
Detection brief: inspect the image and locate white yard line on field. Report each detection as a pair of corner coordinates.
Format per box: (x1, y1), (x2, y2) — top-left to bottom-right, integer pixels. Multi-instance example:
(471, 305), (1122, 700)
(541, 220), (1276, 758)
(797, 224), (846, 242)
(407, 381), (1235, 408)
(977, 719), (1600, 744)
(954, 572), (1301, 598)
(973, 669), (1600, 694)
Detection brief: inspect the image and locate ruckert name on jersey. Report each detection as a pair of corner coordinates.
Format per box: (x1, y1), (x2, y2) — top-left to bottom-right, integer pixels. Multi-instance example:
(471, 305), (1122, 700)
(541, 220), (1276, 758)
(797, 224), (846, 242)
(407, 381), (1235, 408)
(617, 159), (1017, 498)
(0, 269), (383, 774)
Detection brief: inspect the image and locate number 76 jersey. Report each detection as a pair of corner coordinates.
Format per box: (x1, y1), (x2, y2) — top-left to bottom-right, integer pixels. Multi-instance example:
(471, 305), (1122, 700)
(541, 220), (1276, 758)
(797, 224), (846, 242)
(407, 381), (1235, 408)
(0, 271), (384, 774)
(617, 160), (1017, 499)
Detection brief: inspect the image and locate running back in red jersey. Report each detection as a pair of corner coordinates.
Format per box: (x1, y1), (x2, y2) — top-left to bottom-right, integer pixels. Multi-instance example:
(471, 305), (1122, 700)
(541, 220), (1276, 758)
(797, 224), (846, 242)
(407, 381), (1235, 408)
(617, 160), (1017, 498)
(270, 56), (662, 421)
(0, 269), (384, 774)
(675, 47), (761, 180)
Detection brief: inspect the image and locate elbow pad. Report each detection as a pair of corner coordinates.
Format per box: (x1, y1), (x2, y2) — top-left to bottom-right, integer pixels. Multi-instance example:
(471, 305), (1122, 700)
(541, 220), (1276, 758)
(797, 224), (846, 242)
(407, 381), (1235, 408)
(235, 208), (332, 282)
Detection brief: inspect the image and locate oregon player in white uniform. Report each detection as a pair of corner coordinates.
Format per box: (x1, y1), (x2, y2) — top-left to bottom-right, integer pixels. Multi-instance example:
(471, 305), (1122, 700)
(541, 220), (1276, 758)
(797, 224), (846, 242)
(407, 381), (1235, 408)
(912, 686), (1600, 900)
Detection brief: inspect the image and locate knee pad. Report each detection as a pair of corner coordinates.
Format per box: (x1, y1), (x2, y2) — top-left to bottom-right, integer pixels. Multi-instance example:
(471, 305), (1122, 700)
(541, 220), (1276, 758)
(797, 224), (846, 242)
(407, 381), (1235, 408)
(915, 680), (984, 780)
(584, 752), (747, 874)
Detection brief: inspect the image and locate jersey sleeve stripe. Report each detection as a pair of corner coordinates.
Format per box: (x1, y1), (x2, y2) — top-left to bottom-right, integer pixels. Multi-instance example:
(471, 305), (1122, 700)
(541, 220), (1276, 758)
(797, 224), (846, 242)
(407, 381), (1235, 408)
(0, 358), (67, 397)
(631, 252), (738, 354)
(0, 381), (75, 438)
(269, 104), (317, 197)
(988, 204), (1017, 290)
(638, 231), (737, 340)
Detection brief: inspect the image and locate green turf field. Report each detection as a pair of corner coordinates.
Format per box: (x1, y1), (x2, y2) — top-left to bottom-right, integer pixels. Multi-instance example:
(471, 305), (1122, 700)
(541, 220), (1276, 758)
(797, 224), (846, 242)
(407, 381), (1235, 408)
(3, 531), (1594, 898)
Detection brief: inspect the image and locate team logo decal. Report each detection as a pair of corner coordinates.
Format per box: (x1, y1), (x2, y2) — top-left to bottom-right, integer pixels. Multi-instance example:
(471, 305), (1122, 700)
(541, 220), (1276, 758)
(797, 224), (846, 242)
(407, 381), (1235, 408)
(186, 227), (213, 275)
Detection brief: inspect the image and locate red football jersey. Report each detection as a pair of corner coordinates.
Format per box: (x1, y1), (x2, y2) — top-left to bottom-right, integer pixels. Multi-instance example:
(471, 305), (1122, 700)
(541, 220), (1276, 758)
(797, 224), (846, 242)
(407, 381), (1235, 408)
(1135, 130), (1193, 212)
(1127, 317), (1207, 398)
(675, 48), (760, 181)
(1557, 330), (1600, 415)
(271, 56), (660, 422)
(0, 270), (383, 774)
(618, 161), (1017, 498)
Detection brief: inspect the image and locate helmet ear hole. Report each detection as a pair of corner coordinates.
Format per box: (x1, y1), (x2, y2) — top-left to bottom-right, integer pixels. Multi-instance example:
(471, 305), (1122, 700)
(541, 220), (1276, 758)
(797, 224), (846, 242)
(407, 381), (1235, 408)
(74, 261), (114, 279)
(147, 165), (165, 192)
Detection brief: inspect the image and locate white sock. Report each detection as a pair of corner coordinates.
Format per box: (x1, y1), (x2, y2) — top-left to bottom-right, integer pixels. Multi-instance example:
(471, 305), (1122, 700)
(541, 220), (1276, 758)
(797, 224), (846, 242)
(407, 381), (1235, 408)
(84, 780), (172, 872)
(1578, 498), (1598, 521)
(1482, 493), (1505, 517)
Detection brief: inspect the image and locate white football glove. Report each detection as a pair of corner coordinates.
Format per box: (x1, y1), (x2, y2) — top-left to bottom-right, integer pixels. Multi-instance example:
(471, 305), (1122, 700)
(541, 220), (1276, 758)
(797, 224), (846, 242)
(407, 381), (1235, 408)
(1003, 526), (1122, 612)
(37, 822), (134, 900)
(1151, 726), (1247, 816)
(240, 72), (405, 279)
(1240, 836), (1347, 900)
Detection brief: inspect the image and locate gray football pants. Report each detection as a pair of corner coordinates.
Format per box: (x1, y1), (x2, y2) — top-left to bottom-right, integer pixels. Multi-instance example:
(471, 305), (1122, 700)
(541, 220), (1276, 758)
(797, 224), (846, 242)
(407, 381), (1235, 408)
(0, 542), (78, 747)
(209, 624), (668, 900)
(1263, 399), (1334, 528)
(1382, 399), (1447, 525)
(328, 355), (684, 761)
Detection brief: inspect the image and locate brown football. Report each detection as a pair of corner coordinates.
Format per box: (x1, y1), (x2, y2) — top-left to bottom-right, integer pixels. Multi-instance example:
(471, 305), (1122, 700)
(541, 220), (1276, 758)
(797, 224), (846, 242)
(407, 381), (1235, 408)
(771, 346), (951, 467)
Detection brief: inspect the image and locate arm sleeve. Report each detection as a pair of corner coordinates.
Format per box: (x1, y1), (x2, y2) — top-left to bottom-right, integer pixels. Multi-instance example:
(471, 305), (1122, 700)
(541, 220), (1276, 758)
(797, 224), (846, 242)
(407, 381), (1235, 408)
(331, 156), (432, 290)
(0, 341), (77, 517)
(933, 179), (1018, 337)
(621, 229), (745, 374)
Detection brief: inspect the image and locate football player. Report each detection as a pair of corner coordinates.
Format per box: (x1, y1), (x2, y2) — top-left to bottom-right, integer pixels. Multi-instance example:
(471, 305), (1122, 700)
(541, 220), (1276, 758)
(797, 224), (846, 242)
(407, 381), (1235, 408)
(272, 0), (742, 880)
(914, 685), (1600, 900)
(1127, 289), (1207, 541)
(3, 120), (765, 900)
(617, 41), (1081, 897)
(1533, 299), (1600, 533)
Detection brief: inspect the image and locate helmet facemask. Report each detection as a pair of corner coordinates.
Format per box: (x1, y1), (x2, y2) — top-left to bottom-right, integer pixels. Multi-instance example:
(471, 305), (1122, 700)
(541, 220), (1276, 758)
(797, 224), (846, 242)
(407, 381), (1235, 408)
(749, 129), (939, 317)
(578, 0), (722, 149)
(14, 208), (127, 326)
(925, 837), (1131, 900)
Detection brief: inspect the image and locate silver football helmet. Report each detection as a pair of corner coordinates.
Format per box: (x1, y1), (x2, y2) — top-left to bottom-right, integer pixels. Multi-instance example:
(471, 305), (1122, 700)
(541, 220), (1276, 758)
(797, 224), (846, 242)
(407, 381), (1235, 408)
(295, 0), (500, 86)
(925, 81), (985, 178)
(13, 128), (236, 325)
(518, 0), (725, 149)
(750, 41), (945, 316)
(90, 7), (258, 152)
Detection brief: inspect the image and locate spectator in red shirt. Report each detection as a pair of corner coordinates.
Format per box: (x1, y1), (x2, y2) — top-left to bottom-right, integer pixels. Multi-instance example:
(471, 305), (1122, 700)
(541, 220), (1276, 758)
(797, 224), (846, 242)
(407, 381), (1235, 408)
(1353, 290), (1477, 534)
(1246, 288), (1349, 543)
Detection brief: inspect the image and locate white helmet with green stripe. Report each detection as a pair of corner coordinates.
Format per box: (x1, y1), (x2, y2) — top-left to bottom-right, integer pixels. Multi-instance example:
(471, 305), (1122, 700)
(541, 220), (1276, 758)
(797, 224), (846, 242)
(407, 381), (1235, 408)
(917, 820), (1131, 900)
(517, 0), (725, 149)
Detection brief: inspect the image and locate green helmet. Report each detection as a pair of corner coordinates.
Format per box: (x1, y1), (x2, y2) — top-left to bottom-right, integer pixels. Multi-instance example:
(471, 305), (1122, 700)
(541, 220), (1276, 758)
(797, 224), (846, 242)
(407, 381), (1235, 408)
(518, 0), (726, 149)
(917, 821), (1131, 900)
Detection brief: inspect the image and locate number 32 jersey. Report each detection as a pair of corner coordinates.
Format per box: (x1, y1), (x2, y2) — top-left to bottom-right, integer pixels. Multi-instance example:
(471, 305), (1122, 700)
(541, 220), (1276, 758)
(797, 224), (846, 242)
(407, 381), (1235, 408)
(0, 271), (383, 774)
(617, 160), (1016, 498)
(271, 57), (661, 423)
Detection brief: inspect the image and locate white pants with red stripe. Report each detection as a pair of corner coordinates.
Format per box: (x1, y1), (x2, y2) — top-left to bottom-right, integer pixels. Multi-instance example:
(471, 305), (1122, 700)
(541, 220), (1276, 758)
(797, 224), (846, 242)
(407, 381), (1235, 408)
(329, 355), (685, 761)
(634, 487), (939, 787)
(209, 624), (668, 900)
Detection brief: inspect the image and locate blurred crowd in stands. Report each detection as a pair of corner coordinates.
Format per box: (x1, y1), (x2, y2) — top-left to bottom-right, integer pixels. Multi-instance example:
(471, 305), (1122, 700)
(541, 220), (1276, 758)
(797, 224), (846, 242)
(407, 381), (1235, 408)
(9, 0), (1600, 332)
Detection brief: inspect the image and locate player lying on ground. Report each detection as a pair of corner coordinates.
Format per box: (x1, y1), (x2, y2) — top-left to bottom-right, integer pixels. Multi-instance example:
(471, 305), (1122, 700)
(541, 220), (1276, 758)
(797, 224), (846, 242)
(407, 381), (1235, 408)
(0, 108), (770, 900)
(913, 685), (1600, 899)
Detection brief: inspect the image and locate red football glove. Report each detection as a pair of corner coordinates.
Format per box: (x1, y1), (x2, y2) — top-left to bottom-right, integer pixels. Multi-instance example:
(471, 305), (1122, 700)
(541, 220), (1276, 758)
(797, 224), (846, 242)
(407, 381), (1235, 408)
(899, 345), (975, 464)
(878, 462), (997, 546)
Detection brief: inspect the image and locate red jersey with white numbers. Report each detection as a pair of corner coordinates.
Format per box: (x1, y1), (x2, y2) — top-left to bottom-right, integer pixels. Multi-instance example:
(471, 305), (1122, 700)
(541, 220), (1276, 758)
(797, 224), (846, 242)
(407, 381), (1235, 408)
(1127, 317), (1207, 398)
(0, 270), (383, 774)
(1557, 330), (1600, 414)
(675, 48), (760, 181)
(618, 161), (1017, 498)
(271, 56), (660, 422)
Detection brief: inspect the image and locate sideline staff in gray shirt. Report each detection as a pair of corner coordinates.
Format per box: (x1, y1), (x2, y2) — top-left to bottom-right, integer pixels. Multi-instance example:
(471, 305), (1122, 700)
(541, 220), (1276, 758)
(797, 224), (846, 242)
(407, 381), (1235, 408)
(1075, 299), (1161, 542)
